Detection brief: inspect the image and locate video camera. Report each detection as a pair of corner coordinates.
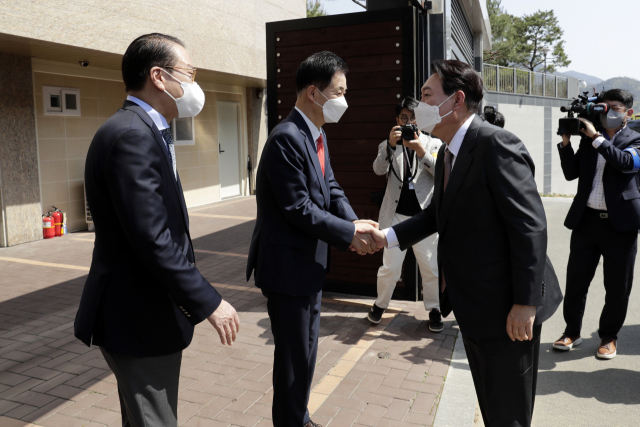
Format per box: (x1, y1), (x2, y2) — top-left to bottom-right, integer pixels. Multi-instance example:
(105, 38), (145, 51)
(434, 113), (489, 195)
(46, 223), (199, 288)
(557, 92), (610, 136)
(399, 124), (418, 143)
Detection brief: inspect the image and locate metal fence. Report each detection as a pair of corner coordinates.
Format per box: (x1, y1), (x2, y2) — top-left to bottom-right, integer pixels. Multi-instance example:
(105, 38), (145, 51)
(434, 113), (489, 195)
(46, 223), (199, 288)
(482, 64), (569, 98)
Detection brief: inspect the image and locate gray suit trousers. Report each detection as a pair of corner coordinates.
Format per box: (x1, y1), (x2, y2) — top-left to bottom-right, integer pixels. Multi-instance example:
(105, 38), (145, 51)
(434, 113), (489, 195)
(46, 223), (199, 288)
(100, 347), (182, 427)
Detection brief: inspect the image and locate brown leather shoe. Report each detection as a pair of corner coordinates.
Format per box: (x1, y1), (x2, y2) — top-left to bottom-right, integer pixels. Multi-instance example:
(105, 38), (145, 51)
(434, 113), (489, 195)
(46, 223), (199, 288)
(553, 334), (582, 351)
(597, 338), (617, 359)
(305, 421), (322, 427)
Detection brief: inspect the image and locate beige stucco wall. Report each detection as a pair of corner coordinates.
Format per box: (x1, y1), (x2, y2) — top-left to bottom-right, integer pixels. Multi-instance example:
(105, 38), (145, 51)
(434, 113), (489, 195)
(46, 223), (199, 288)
(33, 67), (247, 232)
(1, 0), (306, 80)
(0, 53), (42, 247)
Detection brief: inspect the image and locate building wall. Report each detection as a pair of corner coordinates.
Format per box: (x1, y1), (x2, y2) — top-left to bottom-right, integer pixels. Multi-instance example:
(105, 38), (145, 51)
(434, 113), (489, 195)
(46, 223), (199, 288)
(33, 65), (246, 233)
(179, 91), (244, 207)
(1, 0), (306, 81)
(484, 92), (579, 196)
(499, 103), (545, 192)
(0, 53), (42, 247)
(551, 107), (579, 195)
(34, 72), (124, 232)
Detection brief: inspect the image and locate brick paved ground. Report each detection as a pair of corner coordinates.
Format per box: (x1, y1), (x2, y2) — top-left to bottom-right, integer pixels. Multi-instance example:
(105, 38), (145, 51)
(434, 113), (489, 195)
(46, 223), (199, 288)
(0, 197), (457, 427)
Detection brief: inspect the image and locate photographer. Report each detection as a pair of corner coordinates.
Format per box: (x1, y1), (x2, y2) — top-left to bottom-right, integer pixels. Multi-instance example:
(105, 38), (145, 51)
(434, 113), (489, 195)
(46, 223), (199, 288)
(368, 97), (443, 330)
(554, 89), (640, 359)
(481, 107), (505, 128)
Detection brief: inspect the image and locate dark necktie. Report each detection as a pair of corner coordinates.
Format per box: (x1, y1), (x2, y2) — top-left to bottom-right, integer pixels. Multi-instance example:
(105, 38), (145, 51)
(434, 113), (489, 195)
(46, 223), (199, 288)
(441, 148), (454, 293)
(160, 129), (177, 180)
(444, 148), (453, 191)
(317, 134), (325, 176)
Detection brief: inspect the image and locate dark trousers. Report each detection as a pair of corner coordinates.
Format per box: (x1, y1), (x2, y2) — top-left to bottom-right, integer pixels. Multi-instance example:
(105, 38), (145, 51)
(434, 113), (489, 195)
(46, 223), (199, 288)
(100, 347), (182, 427)
(462, 324), (542, 427)
(564, 208), (637, 339)
(263, 289), (322, 427)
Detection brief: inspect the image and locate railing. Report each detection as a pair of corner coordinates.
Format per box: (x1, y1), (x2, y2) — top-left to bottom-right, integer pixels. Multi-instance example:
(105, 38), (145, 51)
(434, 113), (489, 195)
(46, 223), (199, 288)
(482, 63), (570, 98)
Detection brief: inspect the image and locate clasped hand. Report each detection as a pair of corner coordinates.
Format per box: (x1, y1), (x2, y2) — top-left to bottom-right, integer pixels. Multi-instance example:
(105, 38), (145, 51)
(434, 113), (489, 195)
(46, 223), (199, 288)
(349, 220), (388, 255)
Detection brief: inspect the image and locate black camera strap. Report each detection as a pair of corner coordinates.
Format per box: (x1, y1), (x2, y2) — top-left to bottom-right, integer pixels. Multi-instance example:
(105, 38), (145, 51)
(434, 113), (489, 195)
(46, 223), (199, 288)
(385, 142), (418, 183)
(386, 142), (402, 182)
(402, 146), (419, 183)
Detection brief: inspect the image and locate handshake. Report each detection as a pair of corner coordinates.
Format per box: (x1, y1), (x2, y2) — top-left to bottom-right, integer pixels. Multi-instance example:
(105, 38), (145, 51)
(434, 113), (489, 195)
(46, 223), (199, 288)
(350, 220), (388, 255)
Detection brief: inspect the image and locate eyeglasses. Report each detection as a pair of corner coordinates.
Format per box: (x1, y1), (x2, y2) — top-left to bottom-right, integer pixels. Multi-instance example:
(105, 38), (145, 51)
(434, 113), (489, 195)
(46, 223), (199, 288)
(398, 114), (416, 124)
(165, 66), (197, 82)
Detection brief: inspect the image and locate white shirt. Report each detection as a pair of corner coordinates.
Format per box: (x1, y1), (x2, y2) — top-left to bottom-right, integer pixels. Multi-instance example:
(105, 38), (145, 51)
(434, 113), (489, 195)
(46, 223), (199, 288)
(295, 106), (322, 147)
(384, 114), (476, 248)
(446, 114), (476, 170)
(587, 126), (626, 211)
(127, 95), (170, 148)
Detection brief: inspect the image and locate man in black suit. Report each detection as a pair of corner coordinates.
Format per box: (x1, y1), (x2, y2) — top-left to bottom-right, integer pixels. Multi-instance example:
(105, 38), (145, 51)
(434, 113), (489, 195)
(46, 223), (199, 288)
(75, 33), (240, 427)
(246, 51), (378, 427)
(368, 60), (562, 427)
(554, 89), (640, 359)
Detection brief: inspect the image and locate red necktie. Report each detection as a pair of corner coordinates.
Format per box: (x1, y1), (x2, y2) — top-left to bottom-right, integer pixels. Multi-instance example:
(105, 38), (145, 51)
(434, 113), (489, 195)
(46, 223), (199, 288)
(317, 134), (325, 176)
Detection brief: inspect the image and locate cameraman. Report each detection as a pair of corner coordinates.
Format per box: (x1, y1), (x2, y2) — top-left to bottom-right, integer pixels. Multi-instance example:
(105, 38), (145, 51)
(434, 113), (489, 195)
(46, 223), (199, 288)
(368, 97), (444, 331)
(554, 89), (640, 359)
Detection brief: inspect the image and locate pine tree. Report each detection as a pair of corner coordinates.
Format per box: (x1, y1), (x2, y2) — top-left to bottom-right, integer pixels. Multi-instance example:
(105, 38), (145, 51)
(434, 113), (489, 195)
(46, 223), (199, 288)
(307, 0), (327, 17)
(483, 2), (570, 73)
(511, 10), (571, 73)
(483, 0), (515, 66)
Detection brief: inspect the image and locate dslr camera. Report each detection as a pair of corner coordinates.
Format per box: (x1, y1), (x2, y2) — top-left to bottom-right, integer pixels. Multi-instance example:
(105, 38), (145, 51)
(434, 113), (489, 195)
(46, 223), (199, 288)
(483, 105), (497, 124)
(399, 124), (418, 144)
(557, 92), (609, 136)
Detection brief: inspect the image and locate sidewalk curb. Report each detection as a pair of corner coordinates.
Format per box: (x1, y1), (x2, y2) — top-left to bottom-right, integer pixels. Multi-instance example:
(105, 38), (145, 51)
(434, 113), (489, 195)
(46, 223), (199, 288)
(433, 332), (476, 427)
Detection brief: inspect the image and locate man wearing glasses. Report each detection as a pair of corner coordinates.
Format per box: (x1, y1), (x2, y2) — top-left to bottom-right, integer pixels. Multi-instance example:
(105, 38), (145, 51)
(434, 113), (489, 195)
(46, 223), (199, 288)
(76, 33), (239, 427)
(368, 97), (444, 330)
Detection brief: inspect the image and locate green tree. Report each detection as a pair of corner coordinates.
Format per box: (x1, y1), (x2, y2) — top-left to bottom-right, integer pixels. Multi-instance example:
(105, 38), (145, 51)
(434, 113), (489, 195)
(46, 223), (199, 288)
(510, 10), (571, 73)
(483, 0), (515, 65)
(307, 0), (327, 17)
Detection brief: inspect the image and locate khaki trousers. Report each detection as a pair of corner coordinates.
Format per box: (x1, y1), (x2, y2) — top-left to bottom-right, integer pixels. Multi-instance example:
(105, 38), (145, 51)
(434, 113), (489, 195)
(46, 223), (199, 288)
(375, 213), (440, 311)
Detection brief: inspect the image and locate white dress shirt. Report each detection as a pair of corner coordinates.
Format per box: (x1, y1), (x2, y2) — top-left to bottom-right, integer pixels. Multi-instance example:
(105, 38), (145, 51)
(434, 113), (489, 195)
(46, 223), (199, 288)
(295, 106), (322, 148)
(587, 126), (626, 211)
(127, 95), (170, 148)
(384, 114), (476, 248)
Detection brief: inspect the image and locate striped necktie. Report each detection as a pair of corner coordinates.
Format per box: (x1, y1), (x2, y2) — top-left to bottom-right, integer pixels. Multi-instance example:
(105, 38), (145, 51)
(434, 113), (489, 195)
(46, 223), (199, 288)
(160, 129), (177, 180)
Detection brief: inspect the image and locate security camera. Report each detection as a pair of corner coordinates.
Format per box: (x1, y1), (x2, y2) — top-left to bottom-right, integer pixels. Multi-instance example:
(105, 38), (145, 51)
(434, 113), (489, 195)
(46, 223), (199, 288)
(79, 61), (90, 67)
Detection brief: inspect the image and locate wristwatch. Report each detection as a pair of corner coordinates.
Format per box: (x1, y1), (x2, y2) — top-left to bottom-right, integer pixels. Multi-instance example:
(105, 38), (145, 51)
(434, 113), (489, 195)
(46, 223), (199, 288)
(592, 132), (602, 140)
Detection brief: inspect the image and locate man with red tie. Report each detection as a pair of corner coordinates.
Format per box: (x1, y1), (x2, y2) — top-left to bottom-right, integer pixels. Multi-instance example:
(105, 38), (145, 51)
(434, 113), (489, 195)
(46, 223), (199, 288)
(246, 51), (378, 427)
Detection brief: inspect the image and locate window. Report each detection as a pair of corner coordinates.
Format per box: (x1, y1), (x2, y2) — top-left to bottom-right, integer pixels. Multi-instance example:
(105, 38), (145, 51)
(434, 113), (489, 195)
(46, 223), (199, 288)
(169, 117), (195, 146)
(43, 86), (81, 116)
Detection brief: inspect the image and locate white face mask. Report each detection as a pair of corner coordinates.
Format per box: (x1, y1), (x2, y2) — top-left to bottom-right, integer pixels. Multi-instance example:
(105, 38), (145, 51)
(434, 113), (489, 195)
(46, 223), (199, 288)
(314, 89), (348, 123)
(162, 69), (205, 118)
(600, 109), (627, 130)
(415, 93), (456, 133)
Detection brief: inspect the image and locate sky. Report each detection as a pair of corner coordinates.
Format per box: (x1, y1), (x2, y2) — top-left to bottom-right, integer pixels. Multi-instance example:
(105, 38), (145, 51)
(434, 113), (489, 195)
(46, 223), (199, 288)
(319, 0), (640, 82)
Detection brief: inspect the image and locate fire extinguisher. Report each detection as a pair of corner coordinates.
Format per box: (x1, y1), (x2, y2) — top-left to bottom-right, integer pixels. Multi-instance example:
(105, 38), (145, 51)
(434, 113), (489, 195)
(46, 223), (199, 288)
(42, 213), (55, 239)
(51, 206), (63, 237)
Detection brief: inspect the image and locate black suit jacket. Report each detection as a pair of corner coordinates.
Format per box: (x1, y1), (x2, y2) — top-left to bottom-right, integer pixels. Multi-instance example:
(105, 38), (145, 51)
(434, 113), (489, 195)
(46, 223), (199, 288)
(558, 126), (640, 231)
(246, 109), (358, 295)
(394, 116), (562, 340)
(75, 101), (221, 357)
